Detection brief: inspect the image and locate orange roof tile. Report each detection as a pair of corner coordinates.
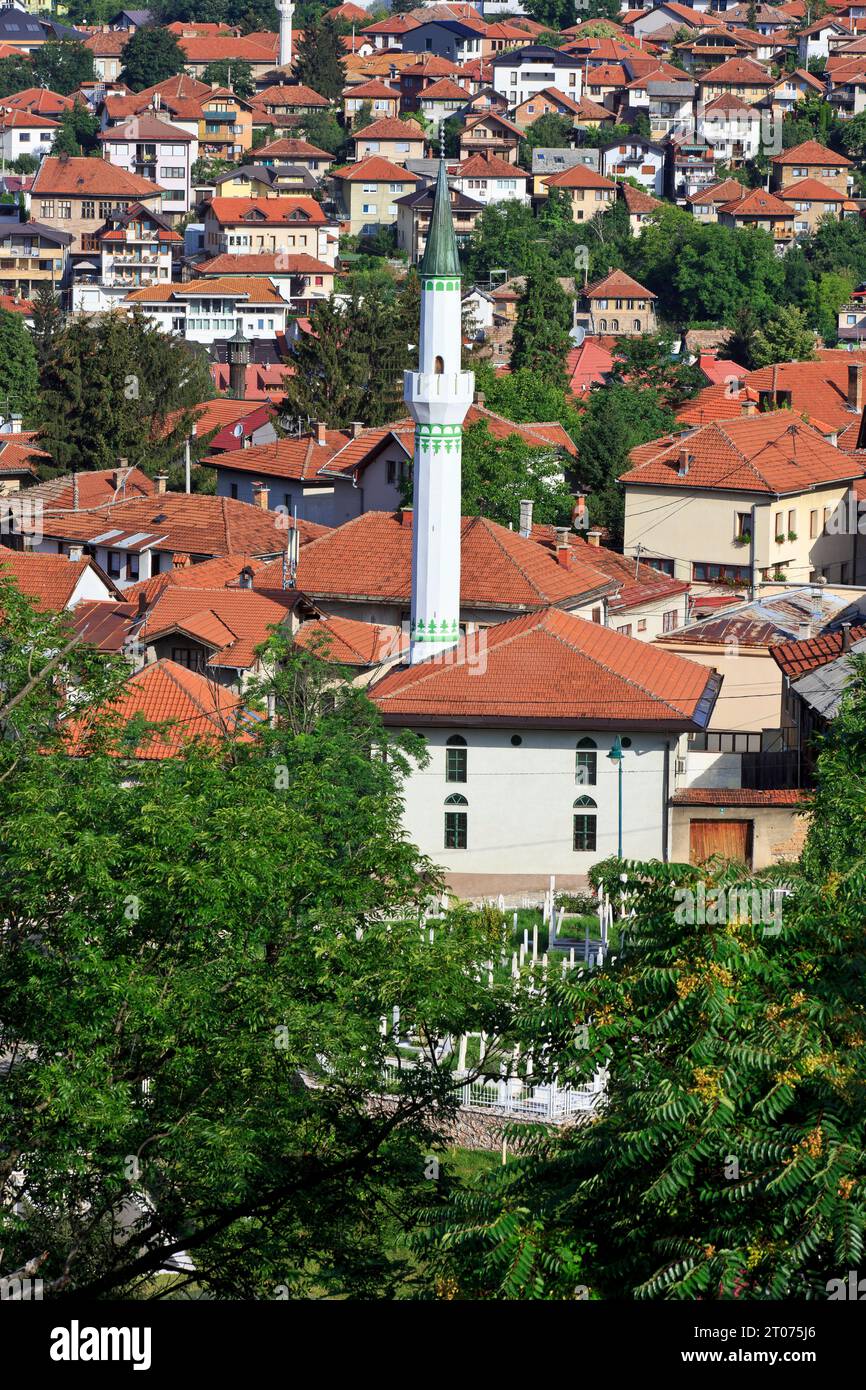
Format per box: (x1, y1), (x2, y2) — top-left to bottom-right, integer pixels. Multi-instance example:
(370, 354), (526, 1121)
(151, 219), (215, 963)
(32, 156), (163, 199)
(36, 493), (294, 561)
(24, 465), (156, 510)
(255, 82), (329, 107)
(585, 269), (655, 299)
(206, 195), (327, 225)
(332, 154), (421, 182)
(718, 188), (792, 217)
(141, 586), (296, 668)
(370, 607), (718, 728)
(255, 136), (332, 159)
(778, 177), (847, 202)
(457, 152), (528, 178)
(0, 548), (114, 612)
(544, 164), (617, 191)
(295, 614), (405, 666)
(772, 139), (853, 166)
(123, 276), (284, 305)
(700, 56), (775, 83)
(352, 115), (426, 140)
(206, 430), (350, 481)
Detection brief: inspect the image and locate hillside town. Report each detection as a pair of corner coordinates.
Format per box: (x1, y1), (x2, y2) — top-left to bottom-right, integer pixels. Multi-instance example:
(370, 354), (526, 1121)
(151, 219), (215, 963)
(2, 0), (866, 1328)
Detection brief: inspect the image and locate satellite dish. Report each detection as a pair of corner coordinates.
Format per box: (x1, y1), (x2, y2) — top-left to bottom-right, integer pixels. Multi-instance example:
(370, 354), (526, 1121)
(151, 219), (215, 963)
(570, 324), (585, 347)
(233, 423), (244, 437)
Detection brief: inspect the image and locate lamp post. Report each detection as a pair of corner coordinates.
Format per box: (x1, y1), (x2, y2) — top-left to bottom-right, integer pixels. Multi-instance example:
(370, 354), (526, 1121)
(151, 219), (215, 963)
(607, 735), (624, 860)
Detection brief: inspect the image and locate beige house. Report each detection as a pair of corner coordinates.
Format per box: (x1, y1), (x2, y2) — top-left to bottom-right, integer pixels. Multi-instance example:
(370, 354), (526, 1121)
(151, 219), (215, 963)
(770, 140), (853, 194)
(620, 412), (862, 591)
(716, 188), (794, 248)
(351, 116), (426, 165)
(576, 269), (656, 337)
(542, 163), (616, 223)
(331, 156), (420, 237)
(698, 56), (777, 105)
(342, 78), (401, 125)
(779, 178), (848, 236)
(30, 156), (164, 253)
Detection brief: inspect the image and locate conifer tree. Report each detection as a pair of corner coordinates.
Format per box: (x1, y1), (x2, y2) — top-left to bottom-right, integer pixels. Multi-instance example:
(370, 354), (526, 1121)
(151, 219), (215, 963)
(0, 308), (38, 424)
(293, 14), (346, 101)
(510, 260), (573, 388)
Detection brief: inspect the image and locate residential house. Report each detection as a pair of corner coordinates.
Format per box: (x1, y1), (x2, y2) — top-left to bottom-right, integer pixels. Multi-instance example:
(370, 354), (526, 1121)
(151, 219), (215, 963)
(0, 545), (119, 609)
(83, 29), (129, 81)
(198, 87), (254, 162)
(767, 67), (825, 115)
(770, 140), (853, 195)
(205, 425), (362, 526)
(253, 137), (332, 175)
(98, 113), (197, 219)
(208, 164), (316, 198)
(512, 85), (612, 128)
(599, 135), (667, 196)
(451, 152), (530, 206)
(575, 269), (657, 336)
(620, 412), (862, 590)
(122, 276), (288, 346)
(0, 109), (58, 164)
(72, 202), (182, 313)
(531, 145), (601, 199)
(360, 14), (421, 49)
(418, 77), (473, 122)
(492, 44), (584, 108)
(618, 181), (664, 233)
(699, 92), (762, 163)
(177, 33), (279, 83)
(202, 196), (336, 264)
(331, 156), (420, 238)
(779, 178), (849, 237)
(0, 218), (70, 301)
(542, 163), (616, 223)
(342, 78), (401, 124)
(0, 87), (75, 120)
(716, 187), (794, 248)
(698, 56), (777, 105)
(685, 175), (749, 221)
(30, 156), (164, 254)
(250, 82), (330, 134)
(351, 116), (427, 165)
(194, 252), (335, 312)
(395, 181), (483, 262)
(458, 110), (522, 162)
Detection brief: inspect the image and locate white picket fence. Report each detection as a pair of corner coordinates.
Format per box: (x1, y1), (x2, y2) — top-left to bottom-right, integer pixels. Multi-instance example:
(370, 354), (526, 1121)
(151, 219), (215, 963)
(382, 1061), (605, 1122)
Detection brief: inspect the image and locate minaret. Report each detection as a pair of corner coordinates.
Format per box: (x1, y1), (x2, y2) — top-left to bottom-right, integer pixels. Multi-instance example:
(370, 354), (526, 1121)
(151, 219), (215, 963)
(404, 137), (473, 665)
(276, 0), (294, 68)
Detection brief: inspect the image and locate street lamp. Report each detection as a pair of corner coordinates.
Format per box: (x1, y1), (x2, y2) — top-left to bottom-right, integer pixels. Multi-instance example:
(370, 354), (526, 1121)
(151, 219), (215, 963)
(607, 735), (624, 860)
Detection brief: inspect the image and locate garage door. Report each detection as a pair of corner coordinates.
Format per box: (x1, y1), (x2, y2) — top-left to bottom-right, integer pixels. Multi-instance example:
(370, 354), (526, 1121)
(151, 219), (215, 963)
(689, 819), (752, 866)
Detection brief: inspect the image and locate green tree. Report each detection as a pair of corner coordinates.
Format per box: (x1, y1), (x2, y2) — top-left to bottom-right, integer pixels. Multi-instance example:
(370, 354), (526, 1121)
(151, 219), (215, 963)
(294, 13), (346, 102)
(456, 420), (576, 527)
(51, 102), (100, 157)
(519, 112), (574, 157)
(32, 40), (94, 95)
(523, 0), (576, 27)
(201, 60), (254, 100)
(120, 27), (186, 92)
(0, 308), (38, 422)
(35, 310), (214, 474)
(29, 283), (64, 371)
(611, 333), (703, 408)
(297, 109), (343, 155)
(576, 382), (676, 541)
(750, 305), (817, 367)
(473, 362), (583, 438)
(0, 591), (527, 1299)
(0, 55), (34, 99)
(510, 261), (573, 387)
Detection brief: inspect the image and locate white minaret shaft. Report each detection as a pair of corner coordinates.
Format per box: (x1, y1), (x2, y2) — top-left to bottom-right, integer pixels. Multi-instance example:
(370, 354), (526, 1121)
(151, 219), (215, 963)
(404, 150), (473, 665)
(276, 0), (294, 68)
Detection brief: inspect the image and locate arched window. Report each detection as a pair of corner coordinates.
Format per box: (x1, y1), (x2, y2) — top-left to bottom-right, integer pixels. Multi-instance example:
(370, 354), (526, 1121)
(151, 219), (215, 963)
(575, 737), (597, 787)
(598, 318), (607, 331)
(444, 793), (468, 849)
(445, 734), (467, 783)
(609, 318), (619, 332)
(434, 354), (444, 374)
(573, 795), (597, 853)
(633, 319), (641, 331)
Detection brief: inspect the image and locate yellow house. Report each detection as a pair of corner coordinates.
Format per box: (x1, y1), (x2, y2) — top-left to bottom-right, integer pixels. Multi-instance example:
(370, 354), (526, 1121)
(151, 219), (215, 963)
(770, 140), (853, 195)
(332, 156), (420, 237)
(698, 56), (777, 105)
(542, 162), (616, 222)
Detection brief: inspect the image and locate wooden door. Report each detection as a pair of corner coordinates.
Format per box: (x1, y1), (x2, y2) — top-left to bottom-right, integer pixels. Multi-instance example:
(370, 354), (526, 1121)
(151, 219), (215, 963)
(689, 819), (752, 866)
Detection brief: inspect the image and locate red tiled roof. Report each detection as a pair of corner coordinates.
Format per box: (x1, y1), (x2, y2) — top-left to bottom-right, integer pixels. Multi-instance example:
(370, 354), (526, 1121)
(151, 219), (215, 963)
(295, 614), (405, 666)
(32, 156), (163, 199)
(1, 88), (75, 116)
(124, 276), (284, 305)
(620, 182), (663, 214)
(671, 788), (808, 806)
(585, 269), (655, 299)
(352, 115), (426, 139)
(370, 607), (718, 727)
(180, 35), (278, 62)
(62, 659), (253, 760)
(254, 510), (616, 611)
(530, 527), (690, 610)
(36, 493), (293, 560)
(255, 137), (332, 159)
(719, 188), (791, 217)
(544, 164), (617, 191)
(687, 177), (748, 206)
(621, 412), (861, 494)
(195, 252), (334, 277)
(206, 196), (327, 225)
(772, 139), (853, 166)
(0, 110), (58, 130)
(205, 430), (350, 481)
(772, 625), (866, 679)
(419, 76), (472, 99)
(0, 548), (114, 612)
(342, 78), (400, 99)
(778, 177), (847, 202)
(457, 152), (529, 178)
(141, 586), (296, 669)
(332, 155), (420, 182)
(254, 82), (329, 107)
(24, 466), (155, 510)
(700, 56), (776, 83)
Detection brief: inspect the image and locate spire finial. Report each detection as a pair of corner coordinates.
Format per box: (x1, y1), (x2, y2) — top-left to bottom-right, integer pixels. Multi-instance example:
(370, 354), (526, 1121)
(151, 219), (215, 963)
(438, 119), (445, 161)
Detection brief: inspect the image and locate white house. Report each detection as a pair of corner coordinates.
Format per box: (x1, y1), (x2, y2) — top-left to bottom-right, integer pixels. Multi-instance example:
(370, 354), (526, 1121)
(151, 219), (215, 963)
(599, 136), (666, 197)
(98, 113), (197, 218)
(122, 276), (289, 345)
(492, 44), (583, 109)
(450, 152), (530, 207)
(72, 202), (182, 314)
(0, 109), (58, 164)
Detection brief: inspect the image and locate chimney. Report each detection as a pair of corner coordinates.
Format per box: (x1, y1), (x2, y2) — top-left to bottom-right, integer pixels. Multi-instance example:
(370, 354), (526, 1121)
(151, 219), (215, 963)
(677, 447), (690, 477)
(572, 493), (587, 528)
(239, 564), (254, 588)
(314, 420), (327, 445)
(252, 480), (270, 509)
(474, 390), (485, 406)
(742, 398), (757, 417)
(842, 622), (852, 652)
(848, 361), (864, 411)
(586, 529), (602, 547)
(137, 591), (148, 617)
(351, 420), (363, 438)
(798, 619), (810, 639)
(400, 505), (413, 528)
(518, 498), (533, 538)
(154, 473), (168, 494)
(67, 543), (83, 563)
(555, 526), (572, 568)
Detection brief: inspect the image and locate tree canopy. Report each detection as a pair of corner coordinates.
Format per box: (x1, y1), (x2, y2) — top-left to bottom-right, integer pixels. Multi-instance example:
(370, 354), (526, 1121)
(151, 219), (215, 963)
(119, 27), (186, 91)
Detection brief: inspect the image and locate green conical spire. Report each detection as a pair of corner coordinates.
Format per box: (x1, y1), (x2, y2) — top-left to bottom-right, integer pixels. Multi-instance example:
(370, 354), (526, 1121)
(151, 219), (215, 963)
(419, 150), (460, 279)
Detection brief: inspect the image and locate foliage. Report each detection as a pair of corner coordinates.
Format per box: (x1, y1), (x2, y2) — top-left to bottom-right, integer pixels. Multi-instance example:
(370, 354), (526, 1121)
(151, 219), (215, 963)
(51, 102), (100, 157)
(611, 333), (703, 409)
(750, 306), (817, 368)
(35, 310), (215, 475)
(29, 284), (64, 371)
(201, 60), (254, 100)
(472, 362), (583, 438)
(296, 110), (344, 155)
(119, 28), (186, 91)
(510, 261), (573, 387)
(0, 309), (38, 423)
(456, 419), (576, 528)
(32, 41), (94, 95)
(0, 56), (34, 100)
(523, 0), (576, 27)
(0, 593), (532, 1299)
(294, 13), (346, 102)
(519, 112), (574, 160)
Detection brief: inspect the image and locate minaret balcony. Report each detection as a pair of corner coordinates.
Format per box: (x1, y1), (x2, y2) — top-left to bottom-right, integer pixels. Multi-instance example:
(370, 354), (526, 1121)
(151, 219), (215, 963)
(404, 369), (474, 426)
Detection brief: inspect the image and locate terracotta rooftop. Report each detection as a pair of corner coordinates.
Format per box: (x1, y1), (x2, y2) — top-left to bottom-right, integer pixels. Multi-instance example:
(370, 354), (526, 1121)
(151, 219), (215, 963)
(772, 139), (853, 166)
(778, 177), (847, 202)
(671, 788), (808, 806)
(369, 607), (719, 729)
(332, 155), (421, 182)
(195, 252), (333, 277)
(700, 56), (776, 84)
(124, 276), (284, 305)
(718, 188), (792, 217)
(205, 430), (350, 482)
(253, 510), (616, 612)
(620, 182), (663, 214)
(295, 614), (405, 666)
(530, 527), (690, 611)
(772, 620), (866, 679)
(352, 115), (426, 139)
(140, 585), (297, 669)
(420, 77), (472, 99)
(621, 412), (862, 495)
(544, 164), (617, 191)
(0, 547), (115, 612)
(585, 269), (655, 300)
(36, 493), (294, 560)
(32, 156), (163, 199)
(206, 196), (328, 225)
(687, 177), (748, 206)
(254, 82), (329, 106)
(24, 466), (155, 510)
(62, 659), (254, 760)
(457, 152), (529, 179)
(255, 137), (332, 159)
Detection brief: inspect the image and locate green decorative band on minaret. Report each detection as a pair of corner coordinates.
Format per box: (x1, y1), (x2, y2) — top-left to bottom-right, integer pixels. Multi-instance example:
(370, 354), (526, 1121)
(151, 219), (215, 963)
(424, 278), (460, 292)
(416, 423), (462, 454)
(411, 617), (460, 642)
